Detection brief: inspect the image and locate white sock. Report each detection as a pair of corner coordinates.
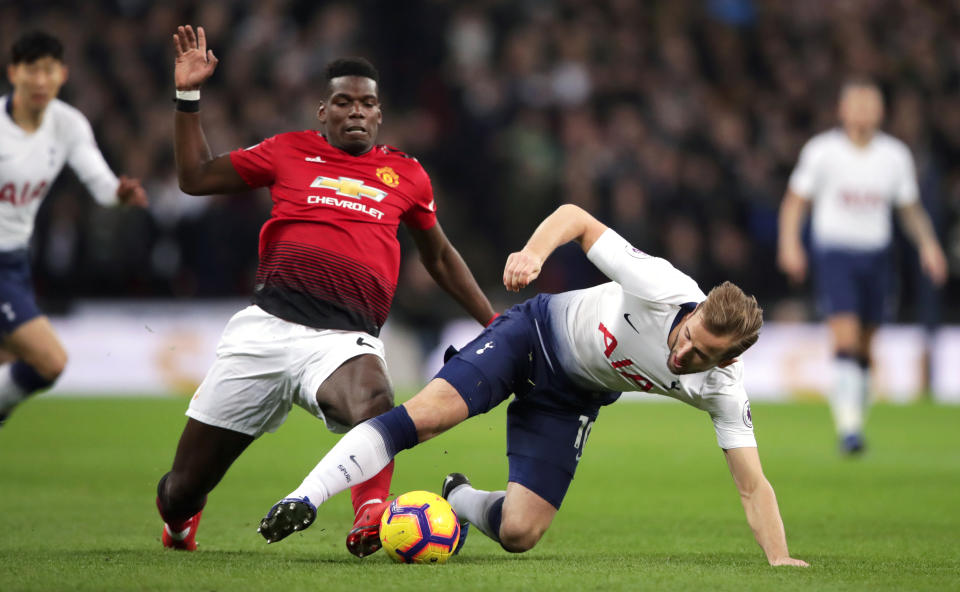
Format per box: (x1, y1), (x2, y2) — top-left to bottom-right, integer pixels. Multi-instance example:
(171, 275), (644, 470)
(830, 357), (865, 436)
(286, 422), (393, 506)
(0, 364), (29, 412)
(447, 484), (505, 541)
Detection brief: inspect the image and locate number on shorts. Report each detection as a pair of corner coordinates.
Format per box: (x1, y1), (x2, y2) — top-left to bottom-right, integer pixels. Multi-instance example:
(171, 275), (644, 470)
(573, 414), (594, 462)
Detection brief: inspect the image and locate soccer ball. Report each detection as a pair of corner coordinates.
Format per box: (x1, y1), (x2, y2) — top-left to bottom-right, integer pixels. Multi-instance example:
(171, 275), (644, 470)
(379, 490), (461, 564)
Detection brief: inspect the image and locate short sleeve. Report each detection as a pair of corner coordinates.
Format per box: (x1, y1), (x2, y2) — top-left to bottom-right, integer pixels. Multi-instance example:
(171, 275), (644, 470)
(701, 364), (757, 449)
(586, 229), (704, 304)
(893, 144), (920, 206)
(400, 164), (438, 231)
(229, 135), (278, 188)
(787, 138), (822, 199)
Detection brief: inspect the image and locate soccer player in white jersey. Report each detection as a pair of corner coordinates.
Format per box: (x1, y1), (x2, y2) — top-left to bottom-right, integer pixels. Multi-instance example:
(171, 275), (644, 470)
(257, 204), (809, 567)
(778, 79), (946, 454)
(0, 31), (147, 427)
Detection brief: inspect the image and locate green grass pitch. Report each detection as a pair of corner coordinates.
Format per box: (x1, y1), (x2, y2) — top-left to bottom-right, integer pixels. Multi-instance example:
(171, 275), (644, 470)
(0, 396), (958, 591)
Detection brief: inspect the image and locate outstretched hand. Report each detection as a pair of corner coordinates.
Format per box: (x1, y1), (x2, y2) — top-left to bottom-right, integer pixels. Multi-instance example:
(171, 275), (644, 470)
(503, 248), (543, 292)
(117, 175), (148, 207)
(173, 25), (219, 90)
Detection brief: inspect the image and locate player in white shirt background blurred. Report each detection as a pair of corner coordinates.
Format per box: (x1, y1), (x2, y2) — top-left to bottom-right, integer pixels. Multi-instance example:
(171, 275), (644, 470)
(777, 78), (947, 454)
(0, 31), (147, 427)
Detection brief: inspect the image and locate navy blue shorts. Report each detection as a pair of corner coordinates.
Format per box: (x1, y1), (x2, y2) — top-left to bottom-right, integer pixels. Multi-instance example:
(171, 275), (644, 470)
(436, 295), (620, 509)
(0, 250), (41, 335)
(813, 248), (892, 324)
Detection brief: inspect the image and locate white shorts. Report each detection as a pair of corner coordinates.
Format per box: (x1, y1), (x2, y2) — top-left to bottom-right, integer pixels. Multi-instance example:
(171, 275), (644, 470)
(186, 305), (387, 437)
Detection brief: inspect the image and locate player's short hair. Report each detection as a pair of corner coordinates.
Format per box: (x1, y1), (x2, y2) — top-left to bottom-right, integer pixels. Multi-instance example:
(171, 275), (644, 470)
(11, 31), (64, 64)
(323, 57), (379, 95)
(840, 76), (880, 97)
(699, 281), (763, 360)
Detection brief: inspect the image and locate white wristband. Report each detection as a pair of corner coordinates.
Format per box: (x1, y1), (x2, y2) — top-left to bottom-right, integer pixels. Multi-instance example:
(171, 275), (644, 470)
(175, 89), (200, 101)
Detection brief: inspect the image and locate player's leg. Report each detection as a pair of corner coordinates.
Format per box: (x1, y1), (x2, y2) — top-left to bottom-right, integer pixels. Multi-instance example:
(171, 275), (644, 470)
(258, 377), (469, 543)
(0, 317), (68, 424)
(827, 313), (867, 452)
(156, 305), (299, 549)
(312, 353), (396, 557)
(259, 307), (532, 544)
(0, 250), (60, 425)
(156, 418), (254, 550)
(447, 394), (596, 554)
(844, 248), (892, 453)
(444, 475), (559, 553)
(814, 250), (867, 452)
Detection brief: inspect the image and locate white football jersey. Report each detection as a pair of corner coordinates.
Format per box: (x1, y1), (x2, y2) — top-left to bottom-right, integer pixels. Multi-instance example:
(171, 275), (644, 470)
(0, 95), (119, 251)
(547, 229), (756, 450)
(788, 129), (918, 251)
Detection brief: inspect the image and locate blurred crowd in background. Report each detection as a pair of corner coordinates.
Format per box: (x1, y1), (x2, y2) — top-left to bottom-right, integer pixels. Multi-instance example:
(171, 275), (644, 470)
(4, 0), (960, 349)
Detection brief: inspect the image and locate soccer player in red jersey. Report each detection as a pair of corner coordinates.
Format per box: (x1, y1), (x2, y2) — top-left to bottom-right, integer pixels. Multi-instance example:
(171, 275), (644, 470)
(155, 25), (496, 555)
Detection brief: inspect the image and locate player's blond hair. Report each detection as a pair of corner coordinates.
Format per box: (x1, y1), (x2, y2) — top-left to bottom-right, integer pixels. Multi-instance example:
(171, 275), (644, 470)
(699, 281), (763, 360)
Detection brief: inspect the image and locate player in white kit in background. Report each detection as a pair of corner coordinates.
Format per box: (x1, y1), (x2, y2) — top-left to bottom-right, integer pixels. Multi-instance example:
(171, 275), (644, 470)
(0, 31), (148, 426)
(778, 79), (946, 454)
(256, 204), (809, 567)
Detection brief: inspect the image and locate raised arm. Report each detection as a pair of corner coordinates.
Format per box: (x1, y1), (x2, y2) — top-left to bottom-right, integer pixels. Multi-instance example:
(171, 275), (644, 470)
(776, 189), (811, 286)
(172, 25), (249, 196)
(896, 201), (948, 286)
(503, 204), (608, 292)
(724, 447), (809, 567)
(408, 222), (497, 326)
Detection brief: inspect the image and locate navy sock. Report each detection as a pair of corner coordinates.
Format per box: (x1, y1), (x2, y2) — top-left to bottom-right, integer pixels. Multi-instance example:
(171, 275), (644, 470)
(11, 360), (55, 394)
(487, 496), (505, 545)
(368, 405), (418, 456)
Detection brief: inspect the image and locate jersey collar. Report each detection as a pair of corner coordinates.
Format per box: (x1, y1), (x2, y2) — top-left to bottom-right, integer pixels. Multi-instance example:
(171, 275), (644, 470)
(669, 301), (700, 338)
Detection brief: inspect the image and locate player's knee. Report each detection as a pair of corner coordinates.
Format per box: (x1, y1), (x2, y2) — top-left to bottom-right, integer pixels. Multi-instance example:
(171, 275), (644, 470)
(44, 351), (67, 381)
(498, 520), (544, 553)
(350, 387), (394, 425)
(27, 348), (67, 382)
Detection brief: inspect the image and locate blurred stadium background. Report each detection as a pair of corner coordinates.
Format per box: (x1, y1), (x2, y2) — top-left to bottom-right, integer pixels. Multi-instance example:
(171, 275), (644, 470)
(5, 0), (960, 401)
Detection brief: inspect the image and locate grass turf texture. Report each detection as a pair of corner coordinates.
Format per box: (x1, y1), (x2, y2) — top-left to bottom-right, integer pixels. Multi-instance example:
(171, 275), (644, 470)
(0, 396), (957, 591)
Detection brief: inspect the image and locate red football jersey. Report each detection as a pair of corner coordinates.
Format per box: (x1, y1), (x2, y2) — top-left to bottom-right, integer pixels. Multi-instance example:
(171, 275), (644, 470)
(229, 131), (437, 336)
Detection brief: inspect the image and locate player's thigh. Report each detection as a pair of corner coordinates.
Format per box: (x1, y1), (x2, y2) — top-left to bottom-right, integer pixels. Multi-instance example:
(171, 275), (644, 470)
(314, 353), (394, 427)
(0, 250), (43, 337)
(813, 250), (859, 319)
(856, 250), (893, 328)
(2, 316), (67, 377)
(500, 481), (558, 551)
(187, 306), (308, 437)
(433, 309), (537, 418)
(827, 313), (862, 354)
(402, 378), (470, 442)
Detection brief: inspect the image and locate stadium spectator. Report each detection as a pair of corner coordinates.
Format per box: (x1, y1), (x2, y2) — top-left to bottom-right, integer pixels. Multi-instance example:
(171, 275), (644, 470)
(3, 1), (959, 378)
(153, 25), (495, 555)
(777, 79), (947, 454)
(0, 31), (147, 427)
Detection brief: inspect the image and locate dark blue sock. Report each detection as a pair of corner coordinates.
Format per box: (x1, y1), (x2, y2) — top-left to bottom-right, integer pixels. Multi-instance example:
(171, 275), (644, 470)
(11, 361), (55, 394)
(368, 405), (418, 457)
(487, 496), (505, 545)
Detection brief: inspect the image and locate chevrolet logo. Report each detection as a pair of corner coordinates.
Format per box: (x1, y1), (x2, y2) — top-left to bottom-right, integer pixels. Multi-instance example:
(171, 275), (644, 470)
(310, 176), (387, 202)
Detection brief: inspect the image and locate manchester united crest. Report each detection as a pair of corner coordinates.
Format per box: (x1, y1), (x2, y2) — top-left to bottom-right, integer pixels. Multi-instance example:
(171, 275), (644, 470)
(376, 166), (400, 188)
